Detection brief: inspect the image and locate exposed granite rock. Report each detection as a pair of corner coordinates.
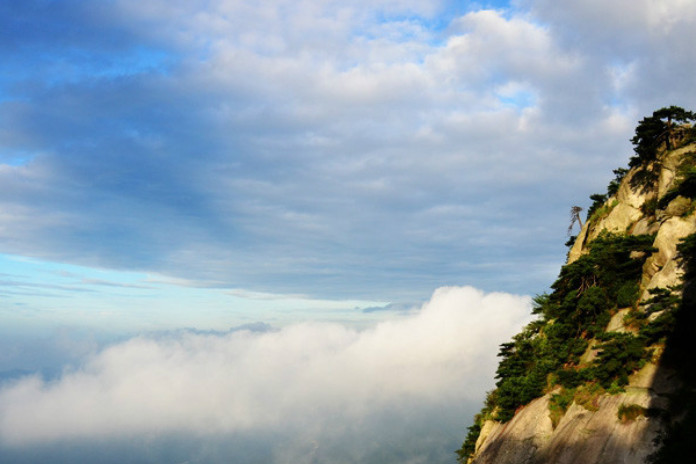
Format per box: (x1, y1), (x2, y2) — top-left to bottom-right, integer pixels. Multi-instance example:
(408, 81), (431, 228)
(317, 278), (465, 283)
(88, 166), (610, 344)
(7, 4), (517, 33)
(641, 214), (696, 297)
(663, 196), (692, 217)
(658, 145), (696, 198)
(472, 396), (552, 464)
(567, 221), (589, 264)
(471, 392), (661, 464)
(605, 308), (631, 333)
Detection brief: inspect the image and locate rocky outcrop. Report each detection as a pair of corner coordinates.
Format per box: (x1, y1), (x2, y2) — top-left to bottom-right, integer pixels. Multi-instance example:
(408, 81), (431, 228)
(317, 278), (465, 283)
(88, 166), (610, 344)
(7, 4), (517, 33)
(473, 391), (662, 464)
(471, 367), (672, 464)
(468, 142), (696, 464)
(642, 214), (696, 295)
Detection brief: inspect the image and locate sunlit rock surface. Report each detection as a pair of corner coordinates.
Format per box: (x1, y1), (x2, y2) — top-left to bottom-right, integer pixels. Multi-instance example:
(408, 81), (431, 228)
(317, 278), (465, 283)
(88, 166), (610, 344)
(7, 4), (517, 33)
(469, 142), (696, 464)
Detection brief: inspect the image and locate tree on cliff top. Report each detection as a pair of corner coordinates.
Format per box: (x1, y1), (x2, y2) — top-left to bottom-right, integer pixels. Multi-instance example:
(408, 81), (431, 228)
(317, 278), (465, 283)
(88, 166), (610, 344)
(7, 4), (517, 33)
(630, 106), (696, 167)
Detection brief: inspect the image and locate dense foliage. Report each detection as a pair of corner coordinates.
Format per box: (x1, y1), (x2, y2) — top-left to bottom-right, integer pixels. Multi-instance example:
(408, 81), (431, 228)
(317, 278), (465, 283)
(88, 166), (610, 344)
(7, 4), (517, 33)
(492, 233), (655, 417)
(587, 106), (695, 221)
(629, 106), (696, 167)
(629, 106), (696, 193)
(456, 233), (657, 462)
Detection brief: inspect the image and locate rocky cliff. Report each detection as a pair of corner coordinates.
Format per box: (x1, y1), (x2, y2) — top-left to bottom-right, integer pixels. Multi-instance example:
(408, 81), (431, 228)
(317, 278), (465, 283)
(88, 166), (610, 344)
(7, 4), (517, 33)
(459, 109), (696, 464)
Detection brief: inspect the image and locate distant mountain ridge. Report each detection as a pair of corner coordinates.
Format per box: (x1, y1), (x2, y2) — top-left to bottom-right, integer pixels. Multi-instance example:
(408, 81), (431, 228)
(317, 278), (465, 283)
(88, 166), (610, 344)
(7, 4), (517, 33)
(458, 107), (696, 464)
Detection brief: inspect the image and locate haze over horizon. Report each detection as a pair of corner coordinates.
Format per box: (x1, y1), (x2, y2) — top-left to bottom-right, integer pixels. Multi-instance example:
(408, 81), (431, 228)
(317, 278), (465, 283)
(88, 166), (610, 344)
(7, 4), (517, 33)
(2, 0), (696, 462)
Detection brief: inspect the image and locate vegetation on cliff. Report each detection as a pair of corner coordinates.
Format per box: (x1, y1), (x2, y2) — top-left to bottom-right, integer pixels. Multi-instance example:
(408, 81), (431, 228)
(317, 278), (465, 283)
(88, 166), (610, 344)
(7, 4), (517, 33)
(457, 107), (696, 464)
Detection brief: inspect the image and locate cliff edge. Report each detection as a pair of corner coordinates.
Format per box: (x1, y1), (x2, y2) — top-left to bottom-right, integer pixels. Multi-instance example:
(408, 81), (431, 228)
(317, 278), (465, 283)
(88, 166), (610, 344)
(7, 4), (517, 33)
(459, 107), (696, 464)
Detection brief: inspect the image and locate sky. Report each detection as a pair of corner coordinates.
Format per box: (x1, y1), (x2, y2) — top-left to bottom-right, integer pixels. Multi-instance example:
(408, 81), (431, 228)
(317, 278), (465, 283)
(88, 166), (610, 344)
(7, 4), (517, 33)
(1, 0), (696, 462)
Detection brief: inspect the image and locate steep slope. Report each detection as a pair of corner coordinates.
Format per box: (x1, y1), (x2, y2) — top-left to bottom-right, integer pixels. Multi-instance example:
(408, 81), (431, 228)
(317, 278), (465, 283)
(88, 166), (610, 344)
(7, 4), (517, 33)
(458, 108), (696, 464)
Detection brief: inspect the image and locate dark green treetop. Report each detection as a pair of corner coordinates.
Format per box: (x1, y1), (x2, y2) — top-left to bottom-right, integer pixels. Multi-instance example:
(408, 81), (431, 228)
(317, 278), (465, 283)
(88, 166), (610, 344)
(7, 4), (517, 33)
(630, 106), (696, 167)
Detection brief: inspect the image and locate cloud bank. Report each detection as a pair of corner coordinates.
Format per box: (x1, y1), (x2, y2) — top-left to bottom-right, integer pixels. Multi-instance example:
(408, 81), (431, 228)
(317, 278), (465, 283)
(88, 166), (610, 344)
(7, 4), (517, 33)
(0, 286), (531, 463)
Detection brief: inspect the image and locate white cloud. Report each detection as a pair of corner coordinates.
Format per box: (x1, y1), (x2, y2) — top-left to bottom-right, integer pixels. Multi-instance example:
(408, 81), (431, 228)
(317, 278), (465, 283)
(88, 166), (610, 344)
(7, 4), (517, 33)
(525, 0), (696, 37)
(521, 0), (696, 110)
(0, 286), (531, 461)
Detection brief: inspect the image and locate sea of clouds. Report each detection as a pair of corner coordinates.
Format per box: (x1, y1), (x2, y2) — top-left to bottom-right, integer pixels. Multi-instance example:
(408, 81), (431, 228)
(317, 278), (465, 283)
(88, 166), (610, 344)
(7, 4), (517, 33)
(0, 286), (531, 463)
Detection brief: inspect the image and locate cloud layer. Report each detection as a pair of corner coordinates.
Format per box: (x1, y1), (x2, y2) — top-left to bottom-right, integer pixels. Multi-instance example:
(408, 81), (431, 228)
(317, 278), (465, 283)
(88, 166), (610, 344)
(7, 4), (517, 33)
(3, 1), (696, 301)
(0, 286), (531, 462)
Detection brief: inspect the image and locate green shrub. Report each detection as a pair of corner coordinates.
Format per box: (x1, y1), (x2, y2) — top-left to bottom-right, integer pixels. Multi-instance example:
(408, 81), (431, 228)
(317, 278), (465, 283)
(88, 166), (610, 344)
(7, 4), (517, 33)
(586, 193), (608, 221)
(565, 235), (577, 248)
(639, 287), (681, 344)
(616, 281), (640, 308)
(618, 403), (646, 423)
(677, 233), (696, 279)
(588, 199), (618, 223)
(623, 309), (647, 329)
(556, 367), (591, 389)
(574, 383), (605, 411)
(641, 197), (658, 216)
(456, 416), (482, 463)
(607, 380), (625, 394)
(549, 388), (575, 429)
(592, 332), (650, 388)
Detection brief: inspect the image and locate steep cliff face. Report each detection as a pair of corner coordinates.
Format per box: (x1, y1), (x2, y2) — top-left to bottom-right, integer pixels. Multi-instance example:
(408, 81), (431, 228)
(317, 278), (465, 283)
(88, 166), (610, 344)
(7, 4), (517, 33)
(460, 115), (696, 464)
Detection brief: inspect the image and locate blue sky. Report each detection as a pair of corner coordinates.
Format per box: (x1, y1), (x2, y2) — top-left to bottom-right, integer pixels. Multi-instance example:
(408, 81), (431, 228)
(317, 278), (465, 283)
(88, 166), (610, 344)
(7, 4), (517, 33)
(1, 0), (696, 462)
(0, 3), (612, 300)
(3, 0), (694, 322)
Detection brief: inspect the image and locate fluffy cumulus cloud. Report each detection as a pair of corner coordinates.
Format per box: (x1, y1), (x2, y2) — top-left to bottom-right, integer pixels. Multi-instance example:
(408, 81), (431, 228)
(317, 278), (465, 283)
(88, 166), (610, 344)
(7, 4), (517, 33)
(0, 286), (531, 462)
